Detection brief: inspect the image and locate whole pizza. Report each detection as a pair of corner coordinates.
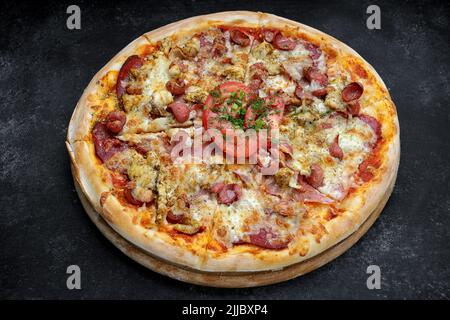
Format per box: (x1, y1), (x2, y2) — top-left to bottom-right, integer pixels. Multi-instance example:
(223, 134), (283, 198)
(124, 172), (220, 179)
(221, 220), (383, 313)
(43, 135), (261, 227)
(67, 12), (400, 272)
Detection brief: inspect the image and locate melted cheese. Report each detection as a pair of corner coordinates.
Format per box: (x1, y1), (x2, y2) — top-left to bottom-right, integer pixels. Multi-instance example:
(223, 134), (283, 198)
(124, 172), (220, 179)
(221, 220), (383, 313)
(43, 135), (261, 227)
(143, 54), (170, 97)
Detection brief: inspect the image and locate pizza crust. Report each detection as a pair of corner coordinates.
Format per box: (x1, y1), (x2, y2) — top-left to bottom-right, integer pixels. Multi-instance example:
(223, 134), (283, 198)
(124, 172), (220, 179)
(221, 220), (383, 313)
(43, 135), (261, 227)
(67, 11), (400, 272)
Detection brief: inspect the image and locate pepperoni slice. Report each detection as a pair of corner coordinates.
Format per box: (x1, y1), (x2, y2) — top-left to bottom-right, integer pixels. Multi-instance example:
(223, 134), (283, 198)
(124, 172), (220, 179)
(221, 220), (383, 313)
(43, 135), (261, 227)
(342, 82), (364, 102)
(211, 183), (242, 205)
(304, 42), (322, 60)
(329, 135), (344, 160)
(294, 85), (311, 100)
(305, 164), (324, 188)
(166, 79), (186, 96)
(105, 111), (126, 134)
(273, 33), (296, 51)
(168, 101), (190, 123)
(230, 29), (250, 46)
(116, 55), (144, 102)
(123, 188), (143, 206)
(358, 114), (381, 138)
(303, 67), (328, 86)
(210, 182), (226, 194)
(312, 88), (328, 98)
(92, 123), (127, 163)
(261, 29), (277, 43)
(247, 228), (290, 250)
(166, 210), (185, 224)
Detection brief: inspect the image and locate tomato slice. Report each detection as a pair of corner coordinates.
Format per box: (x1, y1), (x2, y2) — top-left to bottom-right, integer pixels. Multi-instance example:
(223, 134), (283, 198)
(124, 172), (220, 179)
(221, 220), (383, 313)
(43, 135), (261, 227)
(219, 81), (251, 98)
(202, 83), (260, 159)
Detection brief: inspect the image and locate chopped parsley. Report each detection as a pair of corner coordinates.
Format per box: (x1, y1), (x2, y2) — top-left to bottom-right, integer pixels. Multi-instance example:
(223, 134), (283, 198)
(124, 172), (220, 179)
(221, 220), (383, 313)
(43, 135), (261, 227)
(209, 89), (272, 131)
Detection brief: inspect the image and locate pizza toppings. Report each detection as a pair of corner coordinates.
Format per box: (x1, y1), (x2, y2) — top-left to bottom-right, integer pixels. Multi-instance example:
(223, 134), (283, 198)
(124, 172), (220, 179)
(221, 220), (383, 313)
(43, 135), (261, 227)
(273, 33), (296, 51)
(165, 78), (186, 95)
(167, 101), (191, 123)
(292, 176), (334, 204)
(124, 187), (144, 206)
(229, 29), (250, 46)
(247, 228), (290, 250)
(92, 122), (127, 162)
(342, 82), (364, 102)
(305, 164), (324, 188)
(210, 183), (242, 205)
(358, 154), (381, 182)
(347, 100), (361, 116)
(329, 135), (344, 160)
(304, 42), (322, 60)
(358, 114), (381, 139)
(116, 55), (144, 104)
(304, 67), (328, 86)
(105, 111), (126, 134)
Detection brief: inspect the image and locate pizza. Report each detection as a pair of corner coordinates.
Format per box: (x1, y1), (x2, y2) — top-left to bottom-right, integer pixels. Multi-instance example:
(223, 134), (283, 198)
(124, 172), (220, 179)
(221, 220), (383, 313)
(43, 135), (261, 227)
(66, 12), (400, 272)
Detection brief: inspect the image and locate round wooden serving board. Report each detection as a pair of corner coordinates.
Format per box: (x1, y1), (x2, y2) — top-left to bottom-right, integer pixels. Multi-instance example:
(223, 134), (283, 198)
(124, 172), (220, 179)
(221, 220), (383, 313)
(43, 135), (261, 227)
(73, 162), (397, 288)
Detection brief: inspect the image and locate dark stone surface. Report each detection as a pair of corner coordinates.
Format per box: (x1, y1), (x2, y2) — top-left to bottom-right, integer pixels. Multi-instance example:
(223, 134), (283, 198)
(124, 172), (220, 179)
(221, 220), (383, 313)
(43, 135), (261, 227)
(0, 0), (449, 299)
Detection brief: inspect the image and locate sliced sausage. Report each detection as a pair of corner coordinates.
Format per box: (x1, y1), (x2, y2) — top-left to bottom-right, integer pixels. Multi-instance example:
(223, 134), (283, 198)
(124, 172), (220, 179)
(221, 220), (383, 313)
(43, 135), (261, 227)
(92, 122), (127, 163)
(217, 184), (242, 205)
(311, 88), (328, 98)
(261, 29), (277, 43)
(342, 82), (364, 102)
(273, 33), (296, 51)
(116, 55), (144, 102)
(304, 42), (322, 60)
(303, 67), (328, 86)
(166, 210), (185, 224)
(167, 101), (190, 123)
(230, 29), (250, 46)
(166, 79), (186, 96)
(105, 111), (126, 134)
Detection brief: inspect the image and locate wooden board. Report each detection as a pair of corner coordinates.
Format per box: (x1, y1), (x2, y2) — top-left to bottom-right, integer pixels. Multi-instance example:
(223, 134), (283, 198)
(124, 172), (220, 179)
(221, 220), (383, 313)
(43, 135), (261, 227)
(73, 161), (397, 287)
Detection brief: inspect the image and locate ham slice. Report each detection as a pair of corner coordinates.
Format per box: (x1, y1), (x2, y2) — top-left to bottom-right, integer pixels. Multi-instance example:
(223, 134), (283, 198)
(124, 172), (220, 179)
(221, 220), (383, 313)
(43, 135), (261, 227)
(292, 176), (334, 204)
(245, 228), (290, 250)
